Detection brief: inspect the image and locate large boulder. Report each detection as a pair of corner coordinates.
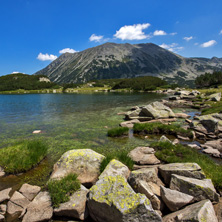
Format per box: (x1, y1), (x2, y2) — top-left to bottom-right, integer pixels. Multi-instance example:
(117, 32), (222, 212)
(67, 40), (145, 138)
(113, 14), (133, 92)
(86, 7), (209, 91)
(174, 90), (190, 96)
(99, 159), (130, 180)
(54, 185), (89, 220)
(141, 102), (175, 119)
(202, 146), (221, 158)
(7, 201), (23, 220)
(158, 163), (206, 185)
(209, 92), (221, 101)
(50, 149), (105, 186)
(22, 192), (53, 222)
(160, 186), (194, 211)
(170, 174), (219, 202)
(87, 175), (162, 222)
(163, 199), (218, 222)
(129, 147), (160, 165)
(19, 183), (41, 201)
(0, 188), (12, 203)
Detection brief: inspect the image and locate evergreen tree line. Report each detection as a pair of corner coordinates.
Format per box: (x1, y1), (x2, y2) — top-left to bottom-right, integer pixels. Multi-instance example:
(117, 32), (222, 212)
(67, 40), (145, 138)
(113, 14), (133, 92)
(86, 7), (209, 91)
(0, 73), (58, 91)
(195, 71), (222, 88)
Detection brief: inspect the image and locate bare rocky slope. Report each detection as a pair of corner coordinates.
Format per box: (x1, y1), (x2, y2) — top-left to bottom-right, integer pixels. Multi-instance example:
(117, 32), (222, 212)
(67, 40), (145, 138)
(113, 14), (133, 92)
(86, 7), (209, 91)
(35, 42), (222, 85)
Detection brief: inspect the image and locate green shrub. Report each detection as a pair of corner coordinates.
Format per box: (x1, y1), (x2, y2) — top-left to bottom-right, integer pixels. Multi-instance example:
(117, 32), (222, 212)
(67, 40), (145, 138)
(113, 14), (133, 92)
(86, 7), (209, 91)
(107, 127), (129, 137)
(47, 173), (81, 207)
(133, 122), (192, 138)
(151, 141), (222, 191)
(0, 139), (48, 174)
(100, 150), (134, 173)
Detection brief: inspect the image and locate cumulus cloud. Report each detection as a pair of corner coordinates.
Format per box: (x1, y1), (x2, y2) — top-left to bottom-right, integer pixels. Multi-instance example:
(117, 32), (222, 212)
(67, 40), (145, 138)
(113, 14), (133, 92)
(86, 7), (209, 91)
(183, 36), (193, 41)
(114, 23), (150, 40)
(219, 30), (222, 35)
(153, 30), (167, 36)
(159, 43), (184, 52)
(11, 71), (20, 74)
(89, 34), (104, 42)
(200, 40), (217, 48)
(37, 53), (57, 61)
(59, 48), (78, 54)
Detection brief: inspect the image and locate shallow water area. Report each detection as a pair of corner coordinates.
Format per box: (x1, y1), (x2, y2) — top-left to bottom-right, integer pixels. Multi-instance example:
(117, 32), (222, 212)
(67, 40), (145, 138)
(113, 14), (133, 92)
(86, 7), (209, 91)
(0, 92), (166, 189)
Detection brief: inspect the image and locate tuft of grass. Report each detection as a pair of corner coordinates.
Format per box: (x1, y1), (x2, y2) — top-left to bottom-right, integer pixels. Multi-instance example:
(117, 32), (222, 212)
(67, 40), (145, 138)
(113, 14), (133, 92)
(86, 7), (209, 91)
(151, 141), (222, 191)
(133, 122), (193, 138)
(0, 139), (48, 174)
(100, 150), (134, 173)
(48, 173), (81, 207)
(107, 127), (129, 137)
(201, 101), (222, 115)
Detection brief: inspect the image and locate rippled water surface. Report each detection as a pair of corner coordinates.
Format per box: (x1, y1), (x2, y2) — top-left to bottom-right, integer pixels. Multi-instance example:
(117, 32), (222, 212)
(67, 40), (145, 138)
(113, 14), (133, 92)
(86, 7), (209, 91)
(0, 92), (166, 188)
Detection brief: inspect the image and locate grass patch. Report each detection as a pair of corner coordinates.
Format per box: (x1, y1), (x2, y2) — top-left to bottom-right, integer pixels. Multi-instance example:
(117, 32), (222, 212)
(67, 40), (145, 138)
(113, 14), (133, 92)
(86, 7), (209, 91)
(201, 101), (222, 115)
(47, 173), (81, 207)
(151, 141), (222, 191)
(0, 139), (48, 174)
(133, 122), (193, 138)
(107, 127), (129, 137)
(100, 150), (134, 173)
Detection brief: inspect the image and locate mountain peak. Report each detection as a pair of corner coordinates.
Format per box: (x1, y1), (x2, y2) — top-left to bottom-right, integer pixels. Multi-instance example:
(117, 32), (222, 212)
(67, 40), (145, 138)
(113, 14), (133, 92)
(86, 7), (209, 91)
(35, 42), (222, 84)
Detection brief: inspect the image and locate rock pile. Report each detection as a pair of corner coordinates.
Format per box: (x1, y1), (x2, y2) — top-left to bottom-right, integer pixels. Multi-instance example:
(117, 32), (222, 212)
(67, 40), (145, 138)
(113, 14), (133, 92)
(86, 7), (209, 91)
(0, 148), (220, 221)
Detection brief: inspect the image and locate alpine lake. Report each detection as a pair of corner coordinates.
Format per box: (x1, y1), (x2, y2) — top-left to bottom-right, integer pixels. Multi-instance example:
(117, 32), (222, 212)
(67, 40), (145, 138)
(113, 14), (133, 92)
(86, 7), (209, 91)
(0, 92), (168, 190)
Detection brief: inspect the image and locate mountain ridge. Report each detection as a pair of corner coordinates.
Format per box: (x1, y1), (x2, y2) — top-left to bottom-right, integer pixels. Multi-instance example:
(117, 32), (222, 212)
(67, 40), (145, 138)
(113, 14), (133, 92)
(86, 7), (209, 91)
(35, 42), (222, 85)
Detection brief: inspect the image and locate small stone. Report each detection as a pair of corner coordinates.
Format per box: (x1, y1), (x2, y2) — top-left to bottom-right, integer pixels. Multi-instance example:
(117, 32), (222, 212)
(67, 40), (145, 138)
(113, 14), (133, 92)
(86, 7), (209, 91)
(0, 188), (12, 203)
(159, 135), (172, 143)
(7, 201), (23, 220)
(10, 191), (30, 209)
(19, 183), (41, 201)
(0, 204), (6, 215)
(129, 147), (160, 165)
(32, 130), (42, 134)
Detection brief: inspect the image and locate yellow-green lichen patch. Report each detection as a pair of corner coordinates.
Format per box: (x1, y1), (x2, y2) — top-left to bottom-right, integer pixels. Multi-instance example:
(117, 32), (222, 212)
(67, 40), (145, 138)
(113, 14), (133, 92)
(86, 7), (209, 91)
(90, 175), (150, 214)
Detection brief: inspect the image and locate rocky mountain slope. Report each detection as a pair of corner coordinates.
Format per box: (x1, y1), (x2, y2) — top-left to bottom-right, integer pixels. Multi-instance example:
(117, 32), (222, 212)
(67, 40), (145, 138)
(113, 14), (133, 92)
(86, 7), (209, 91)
(35, 42), (222, 85)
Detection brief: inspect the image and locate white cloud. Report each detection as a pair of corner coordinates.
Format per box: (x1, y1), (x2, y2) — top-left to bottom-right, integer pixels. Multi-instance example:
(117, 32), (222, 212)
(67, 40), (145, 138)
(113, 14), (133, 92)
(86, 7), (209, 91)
(194, 43), (199, 46)
(183, 36), (193, 41)
(37, 53), (57, 61)
(219, 30), (222, 35)
(170, 32), (177, 36)
(11, 71), (20, 74)
(89, 34), (104, 42)
(200, 40), (217, 48)
(59, 48), (78, 54)
(159, 43), (184, 52)
(153, 30), (167, 36)
(114, 23), (150, 40)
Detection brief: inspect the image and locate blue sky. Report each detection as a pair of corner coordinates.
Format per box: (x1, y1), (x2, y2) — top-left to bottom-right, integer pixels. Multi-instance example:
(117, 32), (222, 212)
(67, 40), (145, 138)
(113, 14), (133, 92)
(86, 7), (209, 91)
(0, 0), (222, 76)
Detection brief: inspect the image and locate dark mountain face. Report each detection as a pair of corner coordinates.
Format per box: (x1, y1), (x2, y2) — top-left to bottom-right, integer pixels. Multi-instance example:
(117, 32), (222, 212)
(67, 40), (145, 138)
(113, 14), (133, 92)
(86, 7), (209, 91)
(35, 42), (222, 84)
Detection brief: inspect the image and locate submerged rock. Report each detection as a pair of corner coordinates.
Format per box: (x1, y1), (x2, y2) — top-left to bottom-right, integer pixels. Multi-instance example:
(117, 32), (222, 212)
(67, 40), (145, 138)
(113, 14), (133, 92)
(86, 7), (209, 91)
(163, 199), (218, 222)
(88, 175), (162, 222)
(50, 149), (105, 186)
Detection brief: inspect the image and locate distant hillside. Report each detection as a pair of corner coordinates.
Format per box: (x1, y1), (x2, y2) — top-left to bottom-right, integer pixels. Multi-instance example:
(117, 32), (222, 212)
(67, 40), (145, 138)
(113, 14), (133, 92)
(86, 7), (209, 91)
(0, 73), (58, 91)
(35, 42), (222, 85)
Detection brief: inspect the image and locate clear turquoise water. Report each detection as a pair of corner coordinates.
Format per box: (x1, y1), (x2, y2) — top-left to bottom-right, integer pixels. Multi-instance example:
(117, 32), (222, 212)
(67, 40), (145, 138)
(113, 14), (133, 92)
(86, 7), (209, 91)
(0, 92), (166, 189)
